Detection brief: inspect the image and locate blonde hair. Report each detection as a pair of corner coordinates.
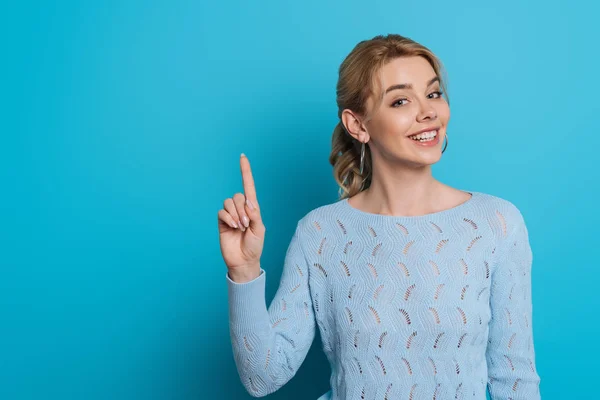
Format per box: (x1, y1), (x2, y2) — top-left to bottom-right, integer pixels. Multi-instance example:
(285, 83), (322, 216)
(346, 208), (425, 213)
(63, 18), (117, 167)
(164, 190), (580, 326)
(329, 34), (450, 199)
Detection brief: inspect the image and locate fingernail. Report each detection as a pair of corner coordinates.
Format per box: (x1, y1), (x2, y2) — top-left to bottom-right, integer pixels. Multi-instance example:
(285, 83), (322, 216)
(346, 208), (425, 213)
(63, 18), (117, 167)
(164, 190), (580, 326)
(231, 221), (238, 229)
(241, 153), (246, 158)
(243, 215), (249, 228)
(246, 198), (255, 210)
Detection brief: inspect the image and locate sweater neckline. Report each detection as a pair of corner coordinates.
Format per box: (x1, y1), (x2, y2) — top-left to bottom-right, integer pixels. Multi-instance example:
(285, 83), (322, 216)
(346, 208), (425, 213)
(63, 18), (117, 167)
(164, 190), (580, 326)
(339, 190), (480, 221)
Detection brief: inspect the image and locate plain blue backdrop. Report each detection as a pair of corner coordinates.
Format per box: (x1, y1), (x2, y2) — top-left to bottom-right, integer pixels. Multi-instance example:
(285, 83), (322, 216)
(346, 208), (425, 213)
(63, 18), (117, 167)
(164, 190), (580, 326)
(2, 0), (598, 399)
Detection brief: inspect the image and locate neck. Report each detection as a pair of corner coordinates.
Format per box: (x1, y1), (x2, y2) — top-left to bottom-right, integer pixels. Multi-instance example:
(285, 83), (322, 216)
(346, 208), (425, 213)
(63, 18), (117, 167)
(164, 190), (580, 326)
(360, 162), (445, 217)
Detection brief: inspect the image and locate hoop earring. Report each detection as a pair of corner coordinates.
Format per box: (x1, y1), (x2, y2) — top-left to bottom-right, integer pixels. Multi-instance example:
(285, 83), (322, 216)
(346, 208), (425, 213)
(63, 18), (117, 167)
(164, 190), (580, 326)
(441, 133), (449, 153)
(359, 141), (365, 174)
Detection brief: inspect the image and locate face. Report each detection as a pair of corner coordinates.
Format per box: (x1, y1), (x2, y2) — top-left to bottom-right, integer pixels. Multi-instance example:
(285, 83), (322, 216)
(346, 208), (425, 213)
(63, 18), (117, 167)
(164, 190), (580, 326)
(348, 56), (450, 167)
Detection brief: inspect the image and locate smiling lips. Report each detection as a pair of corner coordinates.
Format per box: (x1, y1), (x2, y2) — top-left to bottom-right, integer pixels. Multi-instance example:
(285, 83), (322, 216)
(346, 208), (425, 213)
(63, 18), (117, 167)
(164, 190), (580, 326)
(408, 129), (440, 146)
(407, 127), (440, 139)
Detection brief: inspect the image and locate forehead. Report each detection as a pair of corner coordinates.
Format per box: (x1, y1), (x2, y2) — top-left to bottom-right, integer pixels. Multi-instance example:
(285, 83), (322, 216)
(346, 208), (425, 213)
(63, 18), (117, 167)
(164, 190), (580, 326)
(378, 56), (436, 89)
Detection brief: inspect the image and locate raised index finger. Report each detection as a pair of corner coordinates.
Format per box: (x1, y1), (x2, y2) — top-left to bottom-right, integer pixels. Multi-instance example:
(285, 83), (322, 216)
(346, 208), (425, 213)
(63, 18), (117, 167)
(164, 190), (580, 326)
(240, 153), (258, 204)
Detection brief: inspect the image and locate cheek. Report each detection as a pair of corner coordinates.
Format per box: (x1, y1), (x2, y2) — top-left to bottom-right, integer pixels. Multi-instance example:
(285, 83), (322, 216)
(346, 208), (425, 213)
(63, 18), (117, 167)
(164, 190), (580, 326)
(383, 111), (413, 135)
(437, 103), (450, 123)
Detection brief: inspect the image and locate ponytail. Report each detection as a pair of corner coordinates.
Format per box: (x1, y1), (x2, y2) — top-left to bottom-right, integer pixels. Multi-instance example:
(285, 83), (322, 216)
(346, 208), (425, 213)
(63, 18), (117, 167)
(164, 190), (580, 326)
(329, 122), (371, 199)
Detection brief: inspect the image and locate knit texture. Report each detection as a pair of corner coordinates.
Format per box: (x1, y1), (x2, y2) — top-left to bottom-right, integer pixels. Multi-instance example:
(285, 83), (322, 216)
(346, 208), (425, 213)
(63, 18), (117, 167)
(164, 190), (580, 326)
(226, 191), (541, 399)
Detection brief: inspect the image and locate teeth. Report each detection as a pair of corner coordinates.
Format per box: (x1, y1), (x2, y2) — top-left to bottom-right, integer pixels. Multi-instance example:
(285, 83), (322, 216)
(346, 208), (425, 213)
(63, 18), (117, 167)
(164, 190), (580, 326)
(409, 130), (437, 140)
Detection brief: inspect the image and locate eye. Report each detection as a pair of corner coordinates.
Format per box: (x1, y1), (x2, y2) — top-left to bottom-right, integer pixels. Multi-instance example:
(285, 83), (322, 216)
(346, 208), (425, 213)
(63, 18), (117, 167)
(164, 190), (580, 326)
(392, 98), (408, 107)
(428, 90), (444, 99)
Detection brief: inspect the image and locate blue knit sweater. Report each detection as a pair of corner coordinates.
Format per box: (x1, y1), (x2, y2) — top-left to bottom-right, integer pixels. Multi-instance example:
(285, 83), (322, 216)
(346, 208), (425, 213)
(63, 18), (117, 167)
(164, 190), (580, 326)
(226, 191), (541, 399)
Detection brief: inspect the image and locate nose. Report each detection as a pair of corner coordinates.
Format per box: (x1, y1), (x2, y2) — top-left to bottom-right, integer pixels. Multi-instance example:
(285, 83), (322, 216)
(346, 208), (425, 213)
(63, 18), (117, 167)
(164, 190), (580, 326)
(417, 99), (437, 121)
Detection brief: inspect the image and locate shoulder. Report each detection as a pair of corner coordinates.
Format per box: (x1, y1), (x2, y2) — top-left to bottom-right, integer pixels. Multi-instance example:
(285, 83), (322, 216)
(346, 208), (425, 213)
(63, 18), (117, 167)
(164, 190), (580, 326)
(475, 191), (529, 247)
(294, 199), (346, 235)
(283, 201), (344, 257)
(484, 194), (523, 223)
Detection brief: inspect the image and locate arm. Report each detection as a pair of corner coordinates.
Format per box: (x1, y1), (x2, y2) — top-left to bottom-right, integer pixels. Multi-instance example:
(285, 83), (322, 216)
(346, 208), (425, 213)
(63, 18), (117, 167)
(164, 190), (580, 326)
(486, 207), (541, 399)
(226, 223), (316, 397)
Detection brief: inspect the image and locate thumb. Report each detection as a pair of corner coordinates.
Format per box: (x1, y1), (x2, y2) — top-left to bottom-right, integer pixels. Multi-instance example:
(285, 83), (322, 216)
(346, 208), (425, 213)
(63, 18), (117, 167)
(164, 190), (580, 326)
(245, 197), (263, 227)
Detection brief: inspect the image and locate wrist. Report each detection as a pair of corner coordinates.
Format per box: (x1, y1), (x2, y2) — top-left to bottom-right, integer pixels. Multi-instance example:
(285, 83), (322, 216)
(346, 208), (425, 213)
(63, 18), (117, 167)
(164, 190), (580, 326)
(228, 264), (261, 283)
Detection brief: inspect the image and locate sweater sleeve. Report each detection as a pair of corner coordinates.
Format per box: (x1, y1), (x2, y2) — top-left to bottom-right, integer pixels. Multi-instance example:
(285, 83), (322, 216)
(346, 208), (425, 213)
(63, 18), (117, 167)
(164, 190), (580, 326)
(486, 208), (541, 399)
(226, 223), (316, 397)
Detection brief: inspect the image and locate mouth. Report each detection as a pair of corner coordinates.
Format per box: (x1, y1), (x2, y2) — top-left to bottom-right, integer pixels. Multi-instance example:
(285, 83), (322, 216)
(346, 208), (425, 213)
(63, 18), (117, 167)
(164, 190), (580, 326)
(407, 128), (441, 146)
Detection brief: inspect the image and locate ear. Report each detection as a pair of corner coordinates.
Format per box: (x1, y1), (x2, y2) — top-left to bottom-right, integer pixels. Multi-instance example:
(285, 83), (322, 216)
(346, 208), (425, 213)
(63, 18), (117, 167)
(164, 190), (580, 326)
(341, 109), (370, 143)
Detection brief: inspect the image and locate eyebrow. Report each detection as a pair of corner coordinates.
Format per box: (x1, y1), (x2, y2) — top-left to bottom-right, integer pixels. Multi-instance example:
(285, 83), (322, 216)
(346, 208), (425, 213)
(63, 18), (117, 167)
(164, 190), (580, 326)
(384, 76), (440, 95)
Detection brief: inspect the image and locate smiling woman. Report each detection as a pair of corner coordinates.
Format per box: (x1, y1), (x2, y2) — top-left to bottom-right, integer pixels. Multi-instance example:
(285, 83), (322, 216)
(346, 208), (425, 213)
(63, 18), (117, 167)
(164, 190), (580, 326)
(221, 34), (541, 400)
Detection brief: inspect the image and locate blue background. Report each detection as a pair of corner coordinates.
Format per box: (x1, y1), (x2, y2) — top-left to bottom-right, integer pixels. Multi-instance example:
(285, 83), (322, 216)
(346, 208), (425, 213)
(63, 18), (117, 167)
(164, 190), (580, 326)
(2, 1), (597, 399)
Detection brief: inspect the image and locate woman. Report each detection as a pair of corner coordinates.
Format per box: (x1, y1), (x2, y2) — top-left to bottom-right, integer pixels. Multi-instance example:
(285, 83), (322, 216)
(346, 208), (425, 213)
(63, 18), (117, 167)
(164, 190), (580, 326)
(218, 34), (541, 399)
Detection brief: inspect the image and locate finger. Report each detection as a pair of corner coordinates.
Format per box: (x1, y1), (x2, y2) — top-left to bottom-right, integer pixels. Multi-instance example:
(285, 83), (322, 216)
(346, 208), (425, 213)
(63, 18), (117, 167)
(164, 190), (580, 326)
(233, 193), (250, 229)
(244, 192), (263, 226)
(240, 154), (258, 205)
(245, 200), (264, 235)
(224, 198), (244, 231)
(217, 209), (239, 230)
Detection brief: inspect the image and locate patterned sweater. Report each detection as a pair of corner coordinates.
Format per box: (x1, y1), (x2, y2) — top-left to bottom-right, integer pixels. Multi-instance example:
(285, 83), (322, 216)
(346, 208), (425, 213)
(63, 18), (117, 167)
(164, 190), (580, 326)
(226, 191), (541, 399)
